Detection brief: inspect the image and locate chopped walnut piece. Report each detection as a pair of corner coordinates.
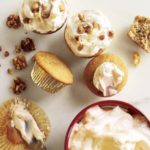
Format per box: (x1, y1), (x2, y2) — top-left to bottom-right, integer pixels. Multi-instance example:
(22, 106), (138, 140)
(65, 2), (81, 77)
(12, 55), (27, 70)
(84, 25), (92, 34)
(23, 18), (32, 24)
(108, 31), (114, 38)
(31, 2), (40, 13)
(4, 51), (10, 57)
(132, 51), (141, 66)
(6, 15), (21, 29)
(21, 38), (35, 52)
(78, 14), (85, 22)
(77, 26), (85, 34)
(11, 77), (27, 95)
(99, 35), (105, 40)
(59, 4), (65, 12)
(93, 21), (100, 29)
(75, 36), (79, 42)
(15, 45), (21, 54)
(7, 68), (13, 75)
(78, 44), (84, 51)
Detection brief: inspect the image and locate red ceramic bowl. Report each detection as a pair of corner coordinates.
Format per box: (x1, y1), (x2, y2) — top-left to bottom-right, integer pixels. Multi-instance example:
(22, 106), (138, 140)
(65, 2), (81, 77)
(65, 100), (150, 150)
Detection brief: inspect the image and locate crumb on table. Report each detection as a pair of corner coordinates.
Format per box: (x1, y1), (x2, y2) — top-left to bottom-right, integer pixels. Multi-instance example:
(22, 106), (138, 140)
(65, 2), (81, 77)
(132, 51), (141, 66)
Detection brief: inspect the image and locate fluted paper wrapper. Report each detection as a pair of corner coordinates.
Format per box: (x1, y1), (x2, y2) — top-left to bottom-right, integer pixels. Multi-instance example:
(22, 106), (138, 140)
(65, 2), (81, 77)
(0, 98), (50, 150)
(31, 63), (65, 93)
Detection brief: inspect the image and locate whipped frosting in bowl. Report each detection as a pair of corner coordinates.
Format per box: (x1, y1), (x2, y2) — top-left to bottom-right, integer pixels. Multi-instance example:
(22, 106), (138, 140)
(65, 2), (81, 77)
(65, 101), (150, 150)
(65, 10), (114, 58)
(93, 62), (124, 97)
(19, 0), (68, 34)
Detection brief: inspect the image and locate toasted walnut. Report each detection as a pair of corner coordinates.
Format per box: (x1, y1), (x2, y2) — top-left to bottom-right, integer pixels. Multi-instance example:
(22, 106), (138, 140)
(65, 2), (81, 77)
(78, 44), (84, 51)
(77, 25), (85, 34)
(84, 25), (93, 34)
(21, 38), (35, 52)
(78, 14), (85, 22)
(23, 18), (32, 24)
(99, 35), (105, 40)
(59, 4), (65, 12)
(108, 31), (114, 38)
(75, 36), (79, 42)
(11, 77), (27, 95)
(12, 55), (27, 70)
(6, 15), (21, 29)
(93, 21), (100, 29)
(4, 51), (10, 57)
(132, 51), (141, 66)
(31, 2), (40, 13)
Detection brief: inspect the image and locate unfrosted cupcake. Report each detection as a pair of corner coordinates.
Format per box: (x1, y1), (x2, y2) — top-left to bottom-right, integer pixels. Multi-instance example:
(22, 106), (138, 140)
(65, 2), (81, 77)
(65, 10), (114, 58)
(19, 0), (68, 34)
(0, 98), (50, 150)
(31, 51), (73, 93)
(84, 53), (128, 97)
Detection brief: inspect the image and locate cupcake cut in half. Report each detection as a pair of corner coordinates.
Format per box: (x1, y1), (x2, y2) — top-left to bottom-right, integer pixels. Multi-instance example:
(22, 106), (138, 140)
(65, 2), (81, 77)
(31, 51), (74, 93)
(0, 98), (51, 150)
(65, 10), (114, 58)
(84, 53), (128, 97)
(19, 0), (68, 34)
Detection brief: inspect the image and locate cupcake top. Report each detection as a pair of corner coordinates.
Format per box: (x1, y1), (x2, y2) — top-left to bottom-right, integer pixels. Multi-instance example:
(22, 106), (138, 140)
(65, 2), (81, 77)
(35, 51), (73, 84)
(65, 10), (114, 57)
(84, 53), (128, 97)
(19, 0), (68, 34)
(93, 62), (124, 96)
(69, 106), (150, 150)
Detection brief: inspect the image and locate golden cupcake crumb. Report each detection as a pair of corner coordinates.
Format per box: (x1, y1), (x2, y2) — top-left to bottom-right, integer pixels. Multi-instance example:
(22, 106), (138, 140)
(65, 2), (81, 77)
(132, 51), (141, 66)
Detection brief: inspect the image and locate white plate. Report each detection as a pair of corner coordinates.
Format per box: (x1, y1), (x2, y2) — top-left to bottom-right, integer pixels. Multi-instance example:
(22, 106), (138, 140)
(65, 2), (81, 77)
(0, 0), (150, 149)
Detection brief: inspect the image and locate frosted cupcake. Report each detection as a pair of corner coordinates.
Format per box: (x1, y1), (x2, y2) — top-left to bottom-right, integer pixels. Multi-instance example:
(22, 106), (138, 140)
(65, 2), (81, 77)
(19, 0), (68, 34)
(65, 10), (114, 58)
(84, 53), (128, 97)
(0, 98), (51, 150)
(31, 51), (73, 93)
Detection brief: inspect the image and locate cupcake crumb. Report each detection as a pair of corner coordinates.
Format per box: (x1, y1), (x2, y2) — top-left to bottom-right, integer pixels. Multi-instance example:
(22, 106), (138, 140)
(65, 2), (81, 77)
(12, 55), (27, 70)
(21, 38), (35, 52)
(7, 68), (13, 75)
(132, 51), (141, 66)
(11, 77), (27, 95)
(6, 14), (21, 29)
(4, 51), (10, 57)
(15, 44), (21, 54)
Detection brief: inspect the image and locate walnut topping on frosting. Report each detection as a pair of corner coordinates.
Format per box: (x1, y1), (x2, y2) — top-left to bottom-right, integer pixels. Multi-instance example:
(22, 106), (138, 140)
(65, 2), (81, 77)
(59, 4), (65, 12)
(108, 31), (114, 38)
(23, 18), (32, 24)
(99, 35), (105, 40)
(31, 2), (40, 13)
(78, 44), (84, 51)
(78, 14), (86, 22)
(93, 21), (100, 29)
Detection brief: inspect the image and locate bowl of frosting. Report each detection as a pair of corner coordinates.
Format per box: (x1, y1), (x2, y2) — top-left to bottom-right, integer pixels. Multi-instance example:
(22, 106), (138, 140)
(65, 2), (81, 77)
(65, 100), (150, 150)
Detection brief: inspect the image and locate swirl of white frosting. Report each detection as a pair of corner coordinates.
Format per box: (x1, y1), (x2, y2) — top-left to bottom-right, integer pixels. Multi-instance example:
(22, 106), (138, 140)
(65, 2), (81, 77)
(93, 62), (124, 96)
(65, 10), (114, 57)
(19, 0), (68, 33)
(69, 106), (150, 150)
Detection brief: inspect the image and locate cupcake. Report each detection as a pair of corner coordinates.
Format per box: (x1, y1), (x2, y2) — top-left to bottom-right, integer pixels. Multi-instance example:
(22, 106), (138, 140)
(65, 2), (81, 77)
(31, 51), (73, 93)
(84, 53), (128, 97)
(19, 0), (68, 34)
(65, 10), (114, 58)
(65, 101), (150, 150)
(0, 98), (51, 150)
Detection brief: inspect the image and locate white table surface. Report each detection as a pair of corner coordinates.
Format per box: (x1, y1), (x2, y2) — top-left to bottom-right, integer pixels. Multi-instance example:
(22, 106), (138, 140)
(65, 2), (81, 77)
(0, 0), (150, 149)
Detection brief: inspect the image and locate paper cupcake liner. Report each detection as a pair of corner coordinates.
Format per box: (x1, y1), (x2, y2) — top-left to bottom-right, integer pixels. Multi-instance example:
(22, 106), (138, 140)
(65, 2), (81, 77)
(0, 98), (51, 150)
(31, 63), (65, 93)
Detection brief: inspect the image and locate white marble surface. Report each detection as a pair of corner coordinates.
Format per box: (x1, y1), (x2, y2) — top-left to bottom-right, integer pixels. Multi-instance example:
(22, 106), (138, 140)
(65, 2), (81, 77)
(0, 0), (150, 149)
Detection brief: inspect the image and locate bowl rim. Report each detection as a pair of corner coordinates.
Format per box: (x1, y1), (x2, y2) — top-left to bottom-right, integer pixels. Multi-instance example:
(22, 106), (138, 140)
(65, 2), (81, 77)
(64, 100), (150, 150)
